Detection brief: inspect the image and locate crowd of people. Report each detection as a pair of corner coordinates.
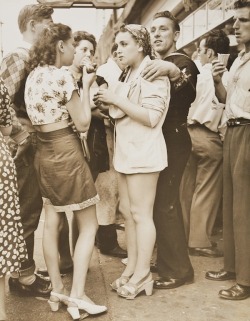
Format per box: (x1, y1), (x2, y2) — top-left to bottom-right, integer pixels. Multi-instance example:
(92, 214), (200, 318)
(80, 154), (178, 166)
(0, 0), (250, 320)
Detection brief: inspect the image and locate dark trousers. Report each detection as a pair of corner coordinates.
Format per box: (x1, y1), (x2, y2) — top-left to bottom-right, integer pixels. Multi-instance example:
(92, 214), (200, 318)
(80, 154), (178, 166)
(154, 124), (194, 279)
(14, 134), (43, 275)
(90, 157), (119, 253)
(223, 126), (250, 286)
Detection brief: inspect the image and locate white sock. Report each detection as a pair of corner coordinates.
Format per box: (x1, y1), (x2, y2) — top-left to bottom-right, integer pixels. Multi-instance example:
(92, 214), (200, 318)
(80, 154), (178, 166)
(19, 274), (36, 285)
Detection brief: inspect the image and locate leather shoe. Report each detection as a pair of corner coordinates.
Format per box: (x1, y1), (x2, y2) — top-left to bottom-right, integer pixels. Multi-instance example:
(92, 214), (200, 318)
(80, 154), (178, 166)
(36, 265), (73, 277)
(8, 273), (52, 297)
(100, 245), (127, 258)
(154, 275), (194, 289)
(219, 284), (250, 300)
(205, 269), (236, 281)
(189, 247), (223, 258)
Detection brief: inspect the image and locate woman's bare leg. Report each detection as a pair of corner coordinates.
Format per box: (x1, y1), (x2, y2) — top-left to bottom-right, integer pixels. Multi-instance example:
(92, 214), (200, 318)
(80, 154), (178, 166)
(70, 205), (98, 301)
(127, 172), (159, 284)
(43, 204), (65, 293)
(118, 173), (137, 277)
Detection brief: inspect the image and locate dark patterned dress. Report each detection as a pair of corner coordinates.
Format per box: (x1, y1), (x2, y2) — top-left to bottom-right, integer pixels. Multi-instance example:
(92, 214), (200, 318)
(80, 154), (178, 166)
(0, 78), (27, 277)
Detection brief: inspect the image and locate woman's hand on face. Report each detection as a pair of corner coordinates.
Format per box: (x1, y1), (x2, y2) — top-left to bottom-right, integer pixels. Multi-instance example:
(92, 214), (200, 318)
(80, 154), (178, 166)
(81, 66), (96, 87)
(212, 59), (227, 84)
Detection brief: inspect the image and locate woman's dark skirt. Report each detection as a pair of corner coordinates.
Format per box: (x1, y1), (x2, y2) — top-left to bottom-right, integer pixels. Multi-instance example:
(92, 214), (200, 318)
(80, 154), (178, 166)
(34, 127), (99, 212)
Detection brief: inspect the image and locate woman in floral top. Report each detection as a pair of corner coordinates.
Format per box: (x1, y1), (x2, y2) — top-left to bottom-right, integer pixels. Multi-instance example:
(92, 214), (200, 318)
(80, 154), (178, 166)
(24, 23), (106, 319)
(0, 78), (27, 321)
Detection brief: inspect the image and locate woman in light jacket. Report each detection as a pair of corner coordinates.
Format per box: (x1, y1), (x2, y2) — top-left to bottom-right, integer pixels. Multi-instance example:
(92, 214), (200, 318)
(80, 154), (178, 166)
(95, 24), (170, 299)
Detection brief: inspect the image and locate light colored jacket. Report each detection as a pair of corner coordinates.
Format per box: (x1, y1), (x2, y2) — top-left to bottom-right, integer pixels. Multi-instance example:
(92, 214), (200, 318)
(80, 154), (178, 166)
(110, 56), (170, 174)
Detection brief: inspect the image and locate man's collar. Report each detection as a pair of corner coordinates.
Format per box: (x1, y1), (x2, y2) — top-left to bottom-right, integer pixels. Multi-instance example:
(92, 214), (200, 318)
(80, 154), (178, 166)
(239, 49), (250, 60)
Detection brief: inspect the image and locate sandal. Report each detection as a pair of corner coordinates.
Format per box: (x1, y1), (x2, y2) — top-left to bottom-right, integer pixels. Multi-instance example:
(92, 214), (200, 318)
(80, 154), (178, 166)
(117, 272), (153, 300)
(110, 275), (132, 291)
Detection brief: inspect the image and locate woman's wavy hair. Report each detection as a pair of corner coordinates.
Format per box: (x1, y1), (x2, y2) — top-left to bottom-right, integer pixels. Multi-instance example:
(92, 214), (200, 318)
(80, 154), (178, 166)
(28, 23), (72, 71)
(117, 23), (153, 58)
(73, 31), (97, 54)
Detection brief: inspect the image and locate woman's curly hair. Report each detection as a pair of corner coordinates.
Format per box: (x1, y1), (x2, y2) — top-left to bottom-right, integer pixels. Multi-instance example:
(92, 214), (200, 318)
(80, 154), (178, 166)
(73, 31), (97, 53)
(28, 23), (72, 71)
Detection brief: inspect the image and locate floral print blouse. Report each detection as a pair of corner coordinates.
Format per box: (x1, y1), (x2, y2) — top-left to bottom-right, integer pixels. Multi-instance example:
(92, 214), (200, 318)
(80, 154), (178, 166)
(25, 65), (79, 125)
(0, 78), (11, 128)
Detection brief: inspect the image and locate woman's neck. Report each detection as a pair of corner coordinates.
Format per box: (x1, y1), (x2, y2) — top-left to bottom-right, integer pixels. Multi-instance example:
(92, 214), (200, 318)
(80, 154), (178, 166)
(127, 55), (145, 81)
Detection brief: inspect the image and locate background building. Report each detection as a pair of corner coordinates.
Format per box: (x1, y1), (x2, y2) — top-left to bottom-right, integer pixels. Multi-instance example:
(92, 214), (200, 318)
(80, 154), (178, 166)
(96, 0), (239, 65)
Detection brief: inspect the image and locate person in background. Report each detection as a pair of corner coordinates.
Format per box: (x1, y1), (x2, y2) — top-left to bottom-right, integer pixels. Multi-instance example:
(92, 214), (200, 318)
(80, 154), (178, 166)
(95, 42), (127, 258)
(0, 3), (53, 297)
(95, 23), (170, 299)
(180, 29), (230, 258)
(24, 23), (107, 318)
(0, 79), (27, 321)
(71, 31), (127, 258)
(142, 10), (199, 290)
(205, 0), (250, 300)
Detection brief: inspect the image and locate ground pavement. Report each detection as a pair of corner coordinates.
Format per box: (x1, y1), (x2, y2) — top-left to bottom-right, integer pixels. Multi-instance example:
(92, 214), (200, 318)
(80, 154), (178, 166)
(5, 212), (249, 321)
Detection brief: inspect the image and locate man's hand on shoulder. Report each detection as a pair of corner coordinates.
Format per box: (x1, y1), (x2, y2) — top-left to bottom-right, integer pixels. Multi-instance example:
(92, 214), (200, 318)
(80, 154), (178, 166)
(141, 59), (180, 82)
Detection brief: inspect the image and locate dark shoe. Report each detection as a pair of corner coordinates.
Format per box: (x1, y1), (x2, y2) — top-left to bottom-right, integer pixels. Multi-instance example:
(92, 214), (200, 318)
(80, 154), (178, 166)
(153, 275), (194, 289)
(150, 262), (158, 273)
(205, 269), (236, 281)
(36, 265), (73, 277)
(219, 284), (250, 300)
(8, 274), (52, 297)
(100, 245), (127, 258)
(189, 247), (223, 258)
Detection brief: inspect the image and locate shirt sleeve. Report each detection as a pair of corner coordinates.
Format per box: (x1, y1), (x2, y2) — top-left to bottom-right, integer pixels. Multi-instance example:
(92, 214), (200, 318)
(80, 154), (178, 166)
(61, 69), (80, 103)
(140, 76), (170, 127)
(166, 55), (199, 108)
(0, 50), (30, 142)
(0, 52), (27, 102)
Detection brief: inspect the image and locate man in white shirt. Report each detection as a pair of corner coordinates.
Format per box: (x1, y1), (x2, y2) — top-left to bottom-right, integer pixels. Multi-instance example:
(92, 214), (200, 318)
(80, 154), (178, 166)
(205, 0), (250, 300)
(180, 30), (230, 258)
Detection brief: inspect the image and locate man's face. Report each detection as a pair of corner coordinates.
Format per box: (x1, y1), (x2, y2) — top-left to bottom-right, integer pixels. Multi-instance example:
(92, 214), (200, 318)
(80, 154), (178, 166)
(33, 18), (53, 40)
(197, 38), (209, 66)
(233, 7), (250, 49)
(150, 17), (179, 58)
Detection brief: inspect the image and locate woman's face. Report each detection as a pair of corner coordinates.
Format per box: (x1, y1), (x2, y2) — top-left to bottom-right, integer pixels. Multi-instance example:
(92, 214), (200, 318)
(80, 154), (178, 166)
(72, 39), (95, 71)
(62, 35), (76, 66)
(115, 31), (142, 67)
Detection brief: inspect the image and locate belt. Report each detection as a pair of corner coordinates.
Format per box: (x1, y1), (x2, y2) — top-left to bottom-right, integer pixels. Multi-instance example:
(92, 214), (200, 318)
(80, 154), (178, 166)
(227, 118), (250, 127)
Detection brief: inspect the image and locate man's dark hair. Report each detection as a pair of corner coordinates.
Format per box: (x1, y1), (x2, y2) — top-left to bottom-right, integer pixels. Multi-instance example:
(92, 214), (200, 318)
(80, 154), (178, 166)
(199, 29), (230, 55)
(18, 4), (54, 33)
(234, 0), (250, 8)
(153, 11), (180, 32)
(73, 31), (97, 54)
